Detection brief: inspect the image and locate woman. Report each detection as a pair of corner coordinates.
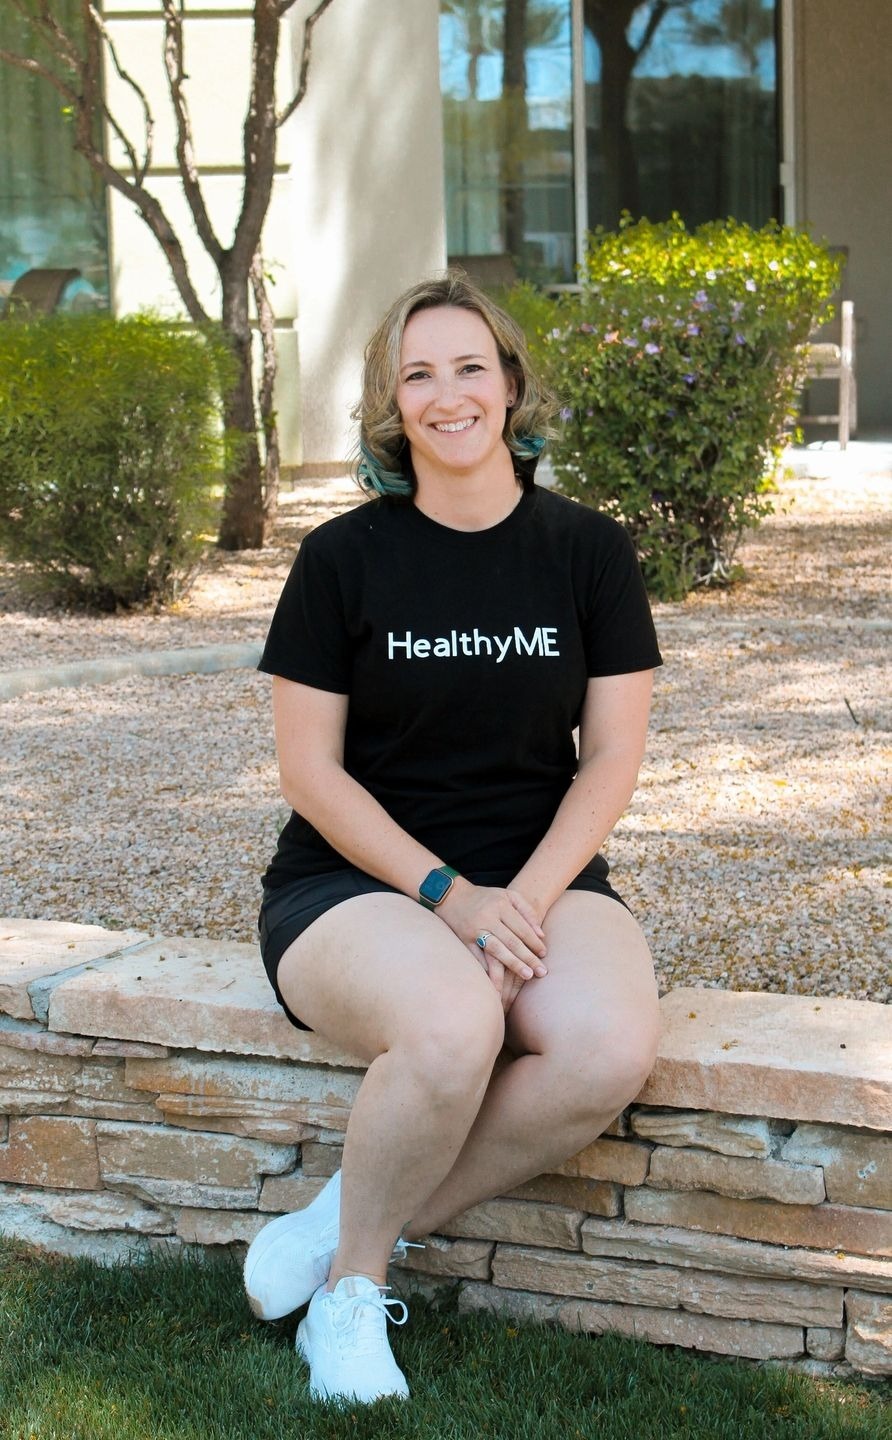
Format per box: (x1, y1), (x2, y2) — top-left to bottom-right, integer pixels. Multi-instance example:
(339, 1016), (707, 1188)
(245, 273), (662, 1404)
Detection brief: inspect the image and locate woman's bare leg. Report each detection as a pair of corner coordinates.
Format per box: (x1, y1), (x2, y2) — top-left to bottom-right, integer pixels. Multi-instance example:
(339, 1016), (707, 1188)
(275, 893), (504, 1288)
(404, 891), (659, 1239)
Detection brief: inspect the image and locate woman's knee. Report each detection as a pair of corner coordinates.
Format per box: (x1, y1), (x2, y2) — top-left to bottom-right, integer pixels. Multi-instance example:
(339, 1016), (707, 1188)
(400, 989), (505, 1105)
(554, 1010), (660, 1122)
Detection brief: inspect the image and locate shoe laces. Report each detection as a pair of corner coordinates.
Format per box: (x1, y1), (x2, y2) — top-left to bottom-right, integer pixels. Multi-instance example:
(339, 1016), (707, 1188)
(391, 1238), (425, 1261)
(330, 1285), (408, 1357)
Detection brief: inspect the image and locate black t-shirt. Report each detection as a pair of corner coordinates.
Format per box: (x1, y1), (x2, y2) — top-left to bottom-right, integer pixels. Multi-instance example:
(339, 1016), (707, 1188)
(259, 485), (661, 889)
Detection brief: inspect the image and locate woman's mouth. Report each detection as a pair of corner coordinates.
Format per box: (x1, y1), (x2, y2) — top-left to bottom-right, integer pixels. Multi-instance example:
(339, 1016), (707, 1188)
(432, 417), (477, 433)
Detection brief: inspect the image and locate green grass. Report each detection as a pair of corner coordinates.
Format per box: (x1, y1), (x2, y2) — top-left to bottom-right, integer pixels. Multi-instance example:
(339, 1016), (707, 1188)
(0, 1240), (887, 1440)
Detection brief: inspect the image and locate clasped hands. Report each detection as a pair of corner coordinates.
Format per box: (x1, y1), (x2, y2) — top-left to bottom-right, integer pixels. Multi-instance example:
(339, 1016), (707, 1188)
(438, 880), (547, 1014)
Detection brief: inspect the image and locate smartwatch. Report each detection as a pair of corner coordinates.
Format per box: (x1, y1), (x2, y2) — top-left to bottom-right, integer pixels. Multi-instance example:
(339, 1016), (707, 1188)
(418, 865), (460, 910)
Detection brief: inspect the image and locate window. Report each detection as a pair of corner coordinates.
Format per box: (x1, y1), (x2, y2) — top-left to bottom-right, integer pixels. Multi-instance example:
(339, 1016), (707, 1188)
(440, 1), (576, 283)
(583, 0), (780, 231)
(440, 2), (781, 279)
(0, 1), (110, 311)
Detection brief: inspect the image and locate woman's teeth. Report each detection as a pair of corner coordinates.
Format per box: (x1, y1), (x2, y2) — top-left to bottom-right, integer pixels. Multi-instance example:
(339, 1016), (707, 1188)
(434, 418), (476, 433)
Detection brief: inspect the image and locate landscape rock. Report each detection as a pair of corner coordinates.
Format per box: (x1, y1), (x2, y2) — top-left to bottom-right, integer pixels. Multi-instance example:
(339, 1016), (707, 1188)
(491, 1245), (842, 1325)
(844, 1290), (892, 1375)
(0, 1116), (100, 1189)
(580, 1216), (892, 1291)
(630, 1107), (771, 1157)
(639, 990), (892, 1130)
(508, 1174), (622, 1216)
(555, 1137), (651, 1186)
(46, 938), (365, 1066)
(807, 1326), (846, 1360)
(393, 1235), (494, 1281)
(781, 1124), (892, 1209)
(439, 1198), (583, 1249)
(95, 1121), (295, 1187)
(460, 1282), (805, 1359)
(623, 1187), (892, 1257)
(0, 918), (145, 1022)
(647, 1146), (825, 1204)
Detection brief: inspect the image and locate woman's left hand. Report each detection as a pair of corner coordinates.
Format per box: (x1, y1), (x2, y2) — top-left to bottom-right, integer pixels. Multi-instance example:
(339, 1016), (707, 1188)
(470, 943), (535, 1014)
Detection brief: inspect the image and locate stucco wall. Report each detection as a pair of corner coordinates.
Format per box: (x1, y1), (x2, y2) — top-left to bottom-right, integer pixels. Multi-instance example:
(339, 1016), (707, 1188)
(795, 0), (892, 429)
(285, 0), (446, 468)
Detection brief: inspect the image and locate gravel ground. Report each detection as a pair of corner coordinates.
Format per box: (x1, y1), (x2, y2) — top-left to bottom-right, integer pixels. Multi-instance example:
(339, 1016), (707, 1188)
(2, 454), (889, 1003)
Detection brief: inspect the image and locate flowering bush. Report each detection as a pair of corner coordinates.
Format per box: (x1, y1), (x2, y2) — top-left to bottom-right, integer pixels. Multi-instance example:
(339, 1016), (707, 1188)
(507, 217), (841, 600)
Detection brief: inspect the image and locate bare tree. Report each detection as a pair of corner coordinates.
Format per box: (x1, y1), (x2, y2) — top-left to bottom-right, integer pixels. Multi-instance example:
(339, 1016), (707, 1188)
(0, 0), (336, 550)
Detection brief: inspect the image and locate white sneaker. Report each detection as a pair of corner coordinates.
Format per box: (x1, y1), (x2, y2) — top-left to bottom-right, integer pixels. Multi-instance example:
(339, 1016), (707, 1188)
(244, 1169), (423, 1321)
(244, 1171), (342, 1320)
(295, 1276), (409, 1403)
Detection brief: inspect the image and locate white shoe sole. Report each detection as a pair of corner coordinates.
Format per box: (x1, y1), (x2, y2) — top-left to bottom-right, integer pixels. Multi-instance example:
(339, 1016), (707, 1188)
(243, 1187), (338, 1319)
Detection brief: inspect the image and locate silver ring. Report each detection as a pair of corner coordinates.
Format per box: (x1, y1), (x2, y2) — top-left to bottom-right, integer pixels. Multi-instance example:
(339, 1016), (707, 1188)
(475, 932), (492, 950)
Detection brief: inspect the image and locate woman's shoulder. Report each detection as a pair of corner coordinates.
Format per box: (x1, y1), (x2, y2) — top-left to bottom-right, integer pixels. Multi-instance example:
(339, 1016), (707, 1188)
(298, 494), (406, 555)
(533, 484), (631, 547)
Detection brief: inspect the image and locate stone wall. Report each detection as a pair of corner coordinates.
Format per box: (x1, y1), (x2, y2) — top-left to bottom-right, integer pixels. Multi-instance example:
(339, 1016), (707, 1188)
(2, 918), (890, 1378)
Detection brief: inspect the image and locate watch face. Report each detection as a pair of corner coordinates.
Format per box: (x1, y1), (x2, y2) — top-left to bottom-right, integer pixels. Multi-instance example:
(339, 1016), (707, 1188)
(420, 869), (454, 905)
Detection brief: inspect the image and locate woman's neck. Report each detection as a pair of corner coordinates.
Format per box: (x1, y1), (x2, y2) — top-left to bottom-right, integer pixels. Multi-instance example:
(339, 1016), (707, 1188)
(411, 451), (523, 533)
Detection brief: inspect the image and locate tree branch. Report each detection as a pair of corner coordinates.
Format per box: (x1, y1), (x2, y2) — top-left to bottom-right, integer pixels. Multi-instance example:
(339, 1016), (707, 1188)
(87, 2), (154, 183)
(634, 1), (671, 60)
(161, 0), (225, 269)
(0, 47), (79, 104)
(249, 251), (281, 523)
(277, 0), (336, 128)
(229, 0), (281, 275)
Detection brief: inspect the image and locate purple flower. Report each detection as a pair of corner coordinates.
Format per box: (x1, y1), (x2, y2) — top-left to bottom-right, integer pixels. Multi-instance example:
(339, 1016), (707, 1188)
(694, 289), (708, 304)
(559, 406), (573, 421)
(644, 342), (660, 355)
(586, 409), (594, 418)
(642, 316), (655, 330)
(685, 323), (701, 337)
(745, 279), (757, 292)
(705, 269), (717, 281)
(731, 300), (745, 320)
(734, 332), (747, 345)
(683, 373), (696, 386)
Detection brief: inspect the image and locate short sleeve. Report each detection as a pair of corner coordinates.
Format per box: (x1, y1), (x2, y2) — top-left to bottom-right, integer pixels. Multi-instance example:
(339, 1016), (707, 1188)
(581, 520), (662, 677)
(258, 532), (351, 693)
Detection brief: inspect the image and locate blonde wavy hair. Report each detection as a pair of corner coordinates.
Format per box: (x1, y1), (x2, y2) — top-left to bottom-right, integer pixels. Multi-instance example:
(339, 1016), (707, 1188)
(352, 270), (557, 497)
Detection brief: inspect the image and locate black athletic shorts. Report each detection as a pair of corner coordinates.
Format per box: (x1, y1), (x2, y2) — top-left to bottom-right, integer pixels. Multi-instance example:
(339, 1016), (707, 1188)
(258, 858), (626, 1031)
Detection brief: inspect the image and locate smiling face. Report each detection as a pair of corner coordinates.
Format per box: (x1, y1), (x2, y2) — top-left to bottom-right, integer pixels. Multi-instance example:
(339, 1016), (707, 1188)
(396, 305), (518, 481)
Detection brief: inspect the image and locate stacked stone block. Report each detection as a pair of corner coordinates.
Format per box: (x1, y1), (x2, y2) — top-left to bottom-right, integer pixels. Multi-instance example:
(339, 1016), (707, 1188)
(1, 919), (890, 1377)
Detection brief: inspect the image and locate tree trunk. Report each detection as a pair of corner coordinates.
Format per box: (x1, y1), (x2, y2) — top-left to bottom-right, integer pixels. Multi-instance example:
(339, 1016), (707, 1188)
(501, 0), (528, 261)
(217, 276), (266, 551)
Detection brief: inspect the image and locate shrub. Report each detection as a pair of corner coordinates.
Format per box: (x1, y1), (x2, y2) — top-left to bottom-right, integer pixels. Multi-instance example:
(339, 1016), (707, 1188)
(0, 313), (232, 609)
(505, 217), (841, 600)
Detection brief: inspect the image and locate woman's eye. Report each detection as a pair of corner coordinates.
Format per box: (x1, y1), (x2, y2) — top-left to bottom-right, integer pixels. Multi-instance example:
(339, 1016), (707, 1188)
(404, 370), (430, 382)
(461, 364), (484, 374)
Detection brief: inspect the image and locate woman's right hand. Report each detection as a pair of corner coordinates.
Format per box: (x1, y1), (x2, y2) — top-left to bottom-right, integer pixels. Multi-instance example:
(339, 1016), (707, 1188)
(437, 880), (548, 982)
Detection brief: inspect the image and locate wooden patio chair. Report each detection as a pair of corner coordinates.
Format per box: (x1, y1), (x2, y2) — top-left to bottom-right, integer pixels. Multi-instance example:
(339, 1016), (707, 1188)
(799, 248), (857, 450)
(4, 267), (82, 316)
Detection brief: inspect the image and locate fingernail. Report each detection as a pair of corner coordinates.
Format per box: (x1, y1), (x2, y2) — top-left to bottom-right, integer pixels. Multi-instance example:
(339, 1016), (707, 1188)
(522, 966), (534, 979)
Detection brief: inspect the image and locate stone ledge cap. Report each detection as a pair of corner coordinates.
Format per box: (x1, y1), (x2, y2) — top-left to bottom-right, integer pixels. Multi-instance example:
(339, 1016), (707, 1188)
(639, 989), (892, 1130)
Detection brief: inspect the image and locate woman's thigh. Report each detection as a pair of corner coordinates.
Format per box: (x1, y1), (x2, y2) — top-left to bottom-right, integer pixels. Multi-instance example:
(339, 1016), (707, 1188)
(505, 891), (660, 1077)
(275, 892), (504, 1063)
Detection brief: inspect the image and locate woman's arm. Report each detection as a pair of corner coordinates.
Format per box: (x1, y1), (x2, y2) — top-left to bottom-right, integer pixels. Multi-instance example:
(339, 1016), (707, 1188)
(271, 676), (546, 978)
(510, 669), (655, 920)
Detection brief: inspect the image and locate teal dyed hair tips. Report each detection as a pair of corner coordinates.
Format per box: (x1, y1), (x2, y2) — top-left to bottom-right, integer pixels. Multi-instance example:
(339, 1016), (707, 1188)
(512, 434), (546, 460)
(357, 443), (413, 497)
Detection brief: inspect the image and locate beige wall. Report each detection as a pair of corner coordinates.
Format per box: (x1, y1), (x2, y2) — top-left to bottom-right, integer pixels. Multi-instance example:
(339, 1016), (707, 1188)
(285, 0), (446, 468)
(794, 0), (892, 429)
